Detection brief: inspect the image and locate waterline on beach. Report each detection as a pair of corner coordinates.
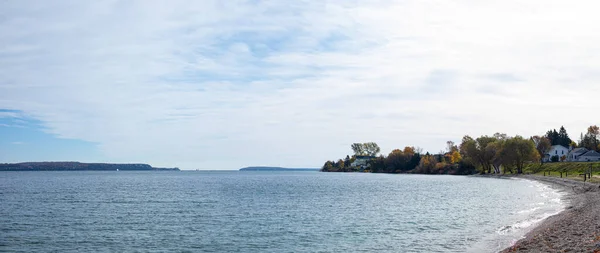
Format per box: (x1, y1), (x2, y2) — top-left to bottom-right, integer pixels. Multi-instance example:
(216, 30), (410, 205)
(468, 178), (566, 252)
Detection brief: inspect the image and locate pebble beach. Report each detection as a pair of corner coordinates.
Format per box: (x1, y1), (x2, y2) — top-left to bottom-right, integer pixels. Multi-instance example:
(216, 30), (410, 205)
(501, 175), (600, 252)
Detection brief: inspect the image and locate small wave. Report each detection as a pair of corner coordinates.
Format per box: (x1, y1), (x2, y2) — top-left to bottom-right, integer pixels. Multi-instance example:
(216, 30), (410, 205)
(516, 207), (540, 214)
(497, 209), (564, 236)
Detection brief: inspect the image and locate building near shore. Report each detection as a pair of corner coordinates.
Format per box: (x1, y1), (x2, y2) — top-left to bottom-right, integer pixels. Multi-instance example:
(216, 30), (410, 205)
(567, 147), (590, 161)
(543, 145), (569, 162)
(574, 150), (600, 162)
(544, 146), (600, 163)
(350, 156), (377, 169)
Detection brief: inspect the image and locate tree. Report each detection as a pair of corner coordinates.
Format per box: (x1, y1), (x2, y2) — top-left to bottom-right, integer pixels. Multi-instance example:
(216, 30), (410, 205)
(557, 126), (572, 147)
(446, 141), (458, 153)
(450, 151), (462, 164)
(336, 159), (345, 171)
(344, 155), (351, 168)
(545, 126), (572, 147)
(351, 142), (381, 156)
(364, 142), (381, 156)
(459, 135), (497, 174)
(487, 141), (504, 174)
(459, 136), (479, 172)
(570, 141), (578, 148)
(531, 135), (551, 164)
(477, 136), (498, 174)
(385, 149), (407, 173)
(499, 136), (539, 174)
(403, 146), (416, 156)
(368, 155), (386, 173)
(351, 143), (366, 156)
(546, 129), (559, 145)
(493, 132), (508, 141)
(579, 125), (599, 151)
(383, 147), (421, 173)
(321, 161), (334, 172)
(416, 154), (437, 174)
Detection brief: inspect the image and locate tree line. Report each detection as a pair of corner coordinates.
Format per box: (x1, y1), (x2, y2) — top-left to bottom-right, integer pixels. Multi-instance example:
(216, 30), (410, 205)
(321, 124), (600, 175)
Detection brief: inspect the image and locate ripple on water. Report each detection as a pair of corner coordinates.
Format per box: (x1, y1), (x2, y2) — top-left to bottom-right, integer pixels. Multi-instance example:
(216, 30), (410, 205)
(0, 172), (565, 253)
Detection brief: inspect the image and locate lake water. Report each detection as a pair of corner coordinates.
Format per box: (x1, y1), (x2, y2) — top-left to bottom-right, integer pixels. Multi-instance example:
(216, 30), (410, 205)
(0, 171), (564, 252)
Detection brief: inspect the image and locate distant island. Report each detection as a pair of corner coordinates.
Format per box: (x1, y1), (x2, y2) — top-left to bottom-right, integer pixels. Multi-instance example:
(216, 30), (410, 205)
(0, 162), (179, 171)
(239, 166), (319, 172)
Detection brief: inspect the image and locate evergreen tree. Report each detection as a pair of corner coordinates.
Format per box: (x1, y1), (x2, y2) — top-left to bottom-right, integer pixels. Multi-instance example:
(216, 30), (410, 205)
(344, 155), (351, 168)
(545, 127), (571, 147)
(557, 126), (572, 147)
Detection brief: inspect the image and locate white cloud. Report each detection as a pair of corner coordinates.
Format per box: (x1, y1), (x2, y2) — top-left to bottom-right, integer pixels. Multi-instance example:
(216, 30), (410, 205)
(0, 0), (599, 169)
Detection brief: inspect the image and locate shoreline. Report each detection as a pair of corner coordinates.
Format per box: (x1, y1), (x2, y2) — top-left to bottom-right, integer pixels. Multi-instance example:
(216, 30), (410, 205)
(494, 175), (600, 252)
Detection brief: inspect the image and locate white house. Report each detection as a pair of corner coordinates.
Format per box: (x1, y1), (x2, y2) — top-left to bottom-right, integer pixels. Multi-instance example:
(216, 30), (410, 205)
(543, 145), (570, 162)
(351, 156), (376, 168)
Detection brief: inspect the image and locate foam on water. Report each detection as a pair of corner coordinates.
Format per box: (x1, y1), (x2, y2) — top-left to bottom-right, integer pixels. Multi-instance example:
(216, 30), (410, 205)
(469, 178), (565, 252)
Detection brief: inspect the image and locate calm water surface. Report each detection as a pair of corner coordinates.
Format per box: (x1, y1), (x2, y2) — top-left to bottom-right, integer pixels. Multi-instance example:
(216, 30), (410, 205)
(0, 171), (564, 252)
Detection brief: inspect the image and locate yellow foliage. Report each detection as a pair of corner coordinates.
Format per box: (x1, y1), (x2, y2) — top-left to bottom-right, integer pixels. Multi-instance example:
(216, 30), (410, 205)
(403, 146), (415, 156)
(390, 149), (403, 155)
(450, 151), (462, 164)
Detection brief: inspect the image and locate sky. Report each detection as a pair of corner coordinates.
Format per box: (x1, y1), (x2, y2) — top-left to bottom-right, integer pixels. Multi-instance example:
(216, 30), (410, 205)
(1, 0), (599, 170)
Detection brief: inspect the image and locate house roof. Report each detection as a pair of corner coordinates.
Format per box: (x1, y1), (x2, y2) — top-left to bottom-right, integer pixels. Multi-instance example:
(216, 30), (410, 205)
(570, 148), (589, 155)
(355, 155), (377, 159)
(580, 150), (600, 157)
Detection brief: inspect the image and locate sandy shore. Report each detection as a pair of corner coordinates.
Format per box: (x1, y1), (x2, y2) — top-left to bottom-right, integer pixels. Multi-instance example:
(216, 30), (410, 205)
(499, 175), (600, 252)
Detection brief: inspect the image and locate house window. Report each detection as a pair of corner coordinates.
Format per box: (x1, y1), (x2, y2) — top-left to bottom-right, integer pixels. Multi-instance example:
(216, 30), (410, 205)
(562, 150), (564, 154)
(555, 150), (557, 154)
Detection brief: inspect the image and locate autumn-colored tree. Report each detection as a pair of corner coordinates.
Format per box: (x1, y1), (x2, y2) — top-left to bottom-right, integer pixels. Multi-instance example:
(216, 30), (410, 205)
(450, 151), (462, 164)
(416, 154), (437, 174)
(384, 147), (421, 173)
(385, 149), (407, 173)
(403, 146), (416, 156)
(570, 141), (578, 148)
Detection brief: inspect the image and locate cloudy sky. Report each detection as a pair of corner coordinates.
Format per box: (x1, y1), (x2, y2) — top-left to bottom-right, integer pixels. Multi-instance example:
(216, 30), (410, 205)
(1, 0), (599, 169)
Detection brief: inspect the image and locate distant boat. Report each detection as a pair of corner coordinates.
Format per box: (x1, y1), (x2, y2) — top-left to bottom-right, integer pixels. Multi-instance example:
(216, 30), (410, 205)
(116, 169), (119, 171)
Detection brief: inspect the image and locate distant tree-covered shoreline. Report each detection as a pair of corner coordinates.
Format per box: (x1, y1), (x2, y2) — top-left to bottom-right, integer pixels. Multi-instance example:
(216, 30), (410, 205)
(0, 162), (179, 171)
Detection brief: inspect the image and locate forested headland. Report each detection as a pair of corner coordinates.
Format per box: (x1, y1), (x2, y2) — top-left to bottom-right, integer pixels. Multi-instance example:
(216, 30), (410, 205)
(0, 162), (180, 171)
(322, 125), (600, 175)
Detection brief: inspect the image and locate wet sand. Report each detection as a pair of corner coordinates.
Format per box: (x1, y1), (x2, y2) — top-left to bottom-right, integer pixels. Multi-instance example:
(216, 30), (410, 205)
(500, 175), (600, 253)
